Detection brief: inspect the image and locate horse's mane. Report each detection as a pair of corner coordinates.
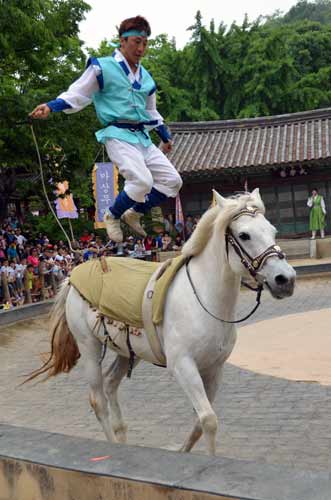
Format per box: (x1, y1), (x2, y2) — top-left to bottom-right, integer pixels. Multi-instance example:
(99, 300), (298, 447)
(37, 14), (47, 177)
(181, 192), (265, 258)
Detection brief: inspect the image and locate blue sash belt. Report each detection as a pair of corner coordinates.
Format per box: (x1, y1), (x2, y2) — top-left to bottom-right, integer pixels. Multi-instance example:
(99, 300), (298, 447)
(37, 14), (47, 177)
(107, 120), (158, 139)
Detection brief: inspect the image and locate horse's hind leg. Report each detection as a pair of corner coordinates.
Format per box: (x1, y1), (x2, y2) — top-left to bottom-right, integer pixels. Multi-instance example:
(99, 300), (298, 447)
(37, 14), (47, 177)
(172, 356), (219, 456)
(103, 354), (140, 444)
(179, 363), (224, 453)
(179, 417), (202, 453)
(82, 337), (114, 442)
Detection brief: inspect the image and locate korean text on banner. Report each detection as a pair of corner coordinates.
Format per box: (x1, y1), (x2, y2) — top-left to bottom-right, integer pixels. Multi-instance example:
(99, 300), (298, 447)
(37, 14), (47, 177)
(92, 162), (118, 229)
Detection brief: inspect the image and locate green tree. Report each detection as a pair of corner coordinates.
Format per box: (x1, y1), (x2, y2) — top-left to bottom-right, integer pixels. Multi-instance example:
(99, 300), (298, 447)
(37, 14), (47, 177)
(144, 34), (195, 121)
(236, 26), (298, 117)
(283, 0), (331, 25)
(0, 0), (95, 220)
(183, 11), (224, 120)
(222, 17), (261, 118)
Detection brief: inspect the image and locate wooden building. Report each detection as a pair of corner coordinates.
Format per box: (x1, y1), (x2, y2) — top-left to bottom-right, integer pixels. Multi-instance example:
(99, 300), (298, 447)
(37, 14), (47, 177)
(168, 107), (331, 237)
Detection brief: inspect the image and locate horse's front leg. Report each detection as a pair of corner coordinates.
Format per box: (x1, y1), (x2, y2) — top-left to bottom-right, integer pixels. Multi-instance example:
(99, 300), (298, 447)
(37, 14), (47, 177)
(171, 356), (218, 456)
(179, 362), (224, 453)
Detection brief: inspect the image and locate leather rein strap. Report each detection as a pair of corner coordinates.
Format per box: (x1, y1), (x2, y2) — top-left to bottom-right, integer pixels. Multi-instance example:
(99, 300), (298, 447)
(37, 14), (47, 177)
(186, 207), (285, 325)
(186, 260), (263, 324)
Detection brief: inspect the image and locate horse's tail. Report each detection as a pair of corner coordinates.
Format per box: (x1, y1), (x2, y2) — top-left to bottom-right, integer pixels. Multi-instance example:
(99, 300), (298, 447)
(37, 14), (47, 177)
(23, 279), (81, 384)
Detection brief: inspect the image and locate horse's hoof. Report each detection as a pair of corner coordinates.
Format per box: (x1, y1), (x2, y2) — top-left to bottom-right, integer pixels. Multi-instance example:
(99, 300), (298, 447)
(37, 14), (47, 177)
(114, 430), (127, 444)
(113, 423), (128, 444)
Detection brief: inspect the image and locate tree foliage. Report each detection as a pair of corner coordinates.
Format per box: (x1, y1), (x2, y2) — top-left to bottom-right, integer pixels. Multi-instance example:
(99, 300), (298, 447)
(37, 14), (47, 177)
(0, 0), (96, 220)
(283, 0), (331, 25)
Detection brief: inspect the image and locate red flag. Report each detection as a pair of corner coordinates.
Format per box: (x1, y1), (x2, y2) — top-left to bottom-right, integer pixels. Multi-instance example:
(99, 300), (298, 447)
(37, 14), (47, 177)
(175, 193), (184, 226)
(175, 193), (185, 236)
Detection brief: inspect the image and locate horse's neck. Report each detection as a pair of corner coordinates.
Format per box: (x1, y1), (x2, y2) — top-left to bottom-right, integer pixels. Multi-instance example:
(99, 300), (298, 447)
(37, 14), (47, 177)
(189, 237), (241, 320)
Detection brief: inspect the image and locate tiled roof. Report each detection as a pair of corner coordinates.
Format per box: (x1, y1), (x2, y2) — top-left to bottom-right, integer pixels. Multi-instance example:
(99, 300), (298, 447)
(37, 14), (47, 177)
(168, 108), (331, 175)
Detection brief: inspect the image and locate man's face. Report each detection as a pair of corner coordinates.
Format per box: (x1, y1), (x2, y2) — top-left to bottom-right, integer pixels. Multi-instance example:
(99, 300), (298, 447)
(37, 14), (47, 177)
(120, 36), (148, 67)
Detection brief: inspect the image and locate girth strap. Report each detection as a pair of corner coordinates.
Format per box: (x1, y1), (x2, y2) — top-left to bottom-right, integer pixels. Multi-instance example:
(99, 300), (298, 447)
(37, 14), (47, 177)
(126, 326), (135, 378)
(141, 259), (172, 367)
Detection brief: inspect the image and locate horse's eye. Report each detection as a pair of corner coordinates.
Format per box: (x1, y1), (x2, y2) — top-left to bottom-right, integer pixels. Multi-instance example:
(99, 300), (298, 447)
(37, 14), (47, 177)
(239, 232), (250, 241)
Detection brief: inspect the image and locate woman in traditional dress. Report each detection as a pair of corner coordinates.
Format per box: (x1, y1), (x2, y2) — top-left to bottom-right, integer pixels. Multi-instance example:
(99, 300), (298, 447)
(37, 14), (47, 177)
(307, 188), (326, 239)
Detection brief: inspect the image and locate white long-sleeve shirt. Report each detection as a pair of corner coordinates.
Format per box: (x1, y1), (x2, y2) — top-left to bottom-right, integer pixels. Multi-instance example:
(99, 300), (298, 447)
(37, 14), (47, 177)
(55, 49), (164, 127)
(307, 195), (326, 214)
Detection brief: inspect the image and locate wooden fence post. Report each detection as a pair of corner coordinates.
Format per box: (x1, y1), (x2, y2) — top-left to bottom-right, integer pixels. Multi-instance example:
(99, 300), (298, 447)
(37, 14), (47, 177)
(50, 272), (57, 295)
(1, 272), (10, 303)
(23, 269), (32, 304)
(38, 262), (46, 301)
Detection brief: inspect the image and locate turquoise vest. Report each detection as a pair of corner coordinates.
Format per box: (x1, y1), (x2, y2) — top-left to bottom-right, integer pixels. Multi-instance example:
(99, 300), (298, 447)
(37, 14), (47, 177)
(92, 56), (156, 147)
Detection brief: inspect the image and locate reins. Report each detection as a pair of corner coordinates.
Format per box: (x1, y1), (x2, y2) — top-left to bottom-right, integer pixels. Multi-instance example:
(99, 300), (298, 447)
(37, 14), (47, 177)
(30, 121), (77, 254)
(16, 118), (114, 256)
(185, 207), (285, 325)
(185, 258), (263, 324)
(15, 118), (77, 253)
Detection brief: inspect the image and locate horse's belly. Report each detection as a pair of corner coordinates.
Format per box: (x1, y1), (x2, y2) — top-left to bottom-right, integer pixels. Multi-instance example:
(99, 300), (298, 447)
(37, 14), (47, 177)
(86, 307), (163, 364)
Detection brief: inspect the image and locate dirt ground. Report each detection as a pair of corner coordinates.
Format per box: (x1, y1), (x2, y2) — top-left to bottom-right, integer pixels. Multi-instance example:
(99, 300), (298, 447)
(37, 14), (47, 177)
(232, 308), (331, 385)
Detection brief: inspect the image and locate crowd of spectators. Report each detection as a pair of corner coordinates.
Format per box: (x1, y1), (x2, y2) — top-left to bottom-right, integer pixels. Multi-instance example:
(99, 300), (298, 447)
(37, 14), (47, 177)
(0, 213), (201, 311)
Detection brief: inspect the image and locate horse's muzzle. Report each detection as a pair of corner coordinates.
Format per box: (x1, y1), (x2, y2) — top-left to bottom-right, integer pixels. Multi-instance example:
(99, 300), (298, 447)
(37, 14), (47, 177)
(266, 273), (296, 299)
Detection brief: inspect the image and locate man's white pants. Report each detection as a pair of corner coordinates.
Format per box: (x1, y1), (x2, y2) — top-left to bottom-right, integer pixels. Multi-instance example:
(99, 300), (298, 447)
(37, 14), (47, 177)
(105, 139), (182, 203)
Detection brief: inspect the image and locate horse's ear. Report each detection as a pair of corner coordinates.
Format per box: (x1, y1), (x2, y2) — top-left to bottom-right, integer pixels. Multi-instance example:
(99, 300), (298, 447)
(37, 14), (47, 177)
(212, 189), (227, 208)
(251, 187), (262, 204)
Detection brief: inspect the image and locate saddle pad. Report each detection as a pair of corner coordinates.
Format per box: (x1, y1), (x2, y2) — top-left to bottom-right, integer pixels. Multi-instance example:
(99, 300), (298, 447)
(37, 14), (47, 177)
(70, 255), (187, 328)
(70, 257), (159, 328)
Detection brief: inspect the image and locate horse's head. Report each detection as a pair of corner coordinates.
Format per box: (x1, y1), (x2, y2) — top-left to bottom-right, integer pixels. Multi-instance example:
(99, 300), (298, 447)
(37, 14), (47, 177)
(214, 188), (296, 299)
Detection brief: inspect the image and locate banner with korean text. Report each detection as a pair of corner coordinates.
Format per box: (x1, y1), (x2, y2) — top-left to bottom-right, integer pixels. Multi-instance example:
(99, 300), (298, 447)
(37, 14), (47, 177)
(92, 162), (119, 229)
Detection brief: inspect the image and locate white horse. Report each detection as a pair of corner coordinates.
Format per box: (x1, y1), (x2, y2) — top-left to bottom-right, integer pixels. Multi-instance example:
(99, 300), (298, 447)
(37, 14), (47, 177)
(28, 189), (295, 455)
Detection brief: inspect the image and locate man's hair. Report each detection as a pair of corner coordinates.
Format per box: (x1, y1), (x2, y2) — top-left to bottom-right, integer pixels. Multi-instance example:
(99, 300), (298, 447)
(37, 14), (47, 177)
(119, 16), (151, 37)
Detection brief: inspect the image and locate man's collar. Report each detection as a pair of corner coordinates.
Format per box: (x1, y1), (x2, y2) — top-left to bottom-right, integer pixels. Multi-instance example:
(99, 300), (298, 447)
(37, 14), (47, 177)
(113, 48), (141, 77)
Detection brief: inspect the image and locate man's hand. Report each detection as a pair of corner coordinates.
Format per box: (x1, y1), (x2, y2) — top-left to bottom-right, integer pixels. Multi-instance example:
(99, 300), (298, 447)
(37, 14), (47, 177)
(29, 103), (51, 119)
(161, 141), (173, 154)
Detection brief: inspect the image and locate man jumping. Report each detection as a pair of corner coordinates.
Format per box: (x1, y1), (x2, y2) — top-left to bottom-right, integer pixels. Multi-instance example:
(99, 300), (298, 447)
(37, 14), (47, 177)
(30, 15), (182, 242)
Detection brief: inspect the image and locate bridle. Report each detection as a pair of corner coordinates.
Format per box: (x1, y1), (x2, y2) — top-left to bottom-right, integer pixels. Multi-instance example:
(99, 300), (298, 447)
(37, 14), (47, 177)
(186, 206), (286, 324)
(225, 207), (285, 280)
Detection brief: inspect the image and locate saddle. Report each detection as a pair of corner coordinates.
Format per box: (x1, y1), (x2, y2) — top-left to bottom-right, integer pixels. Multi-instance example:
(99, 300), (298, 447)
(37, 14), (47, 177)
(70, 255), (186, 365)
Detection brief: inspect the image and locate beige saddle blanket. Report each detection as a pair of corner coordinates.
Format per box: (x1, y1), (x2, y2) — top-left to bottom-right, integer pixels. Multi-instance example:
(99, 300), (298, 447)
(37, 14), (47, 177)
(70, 255), (186, 328)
